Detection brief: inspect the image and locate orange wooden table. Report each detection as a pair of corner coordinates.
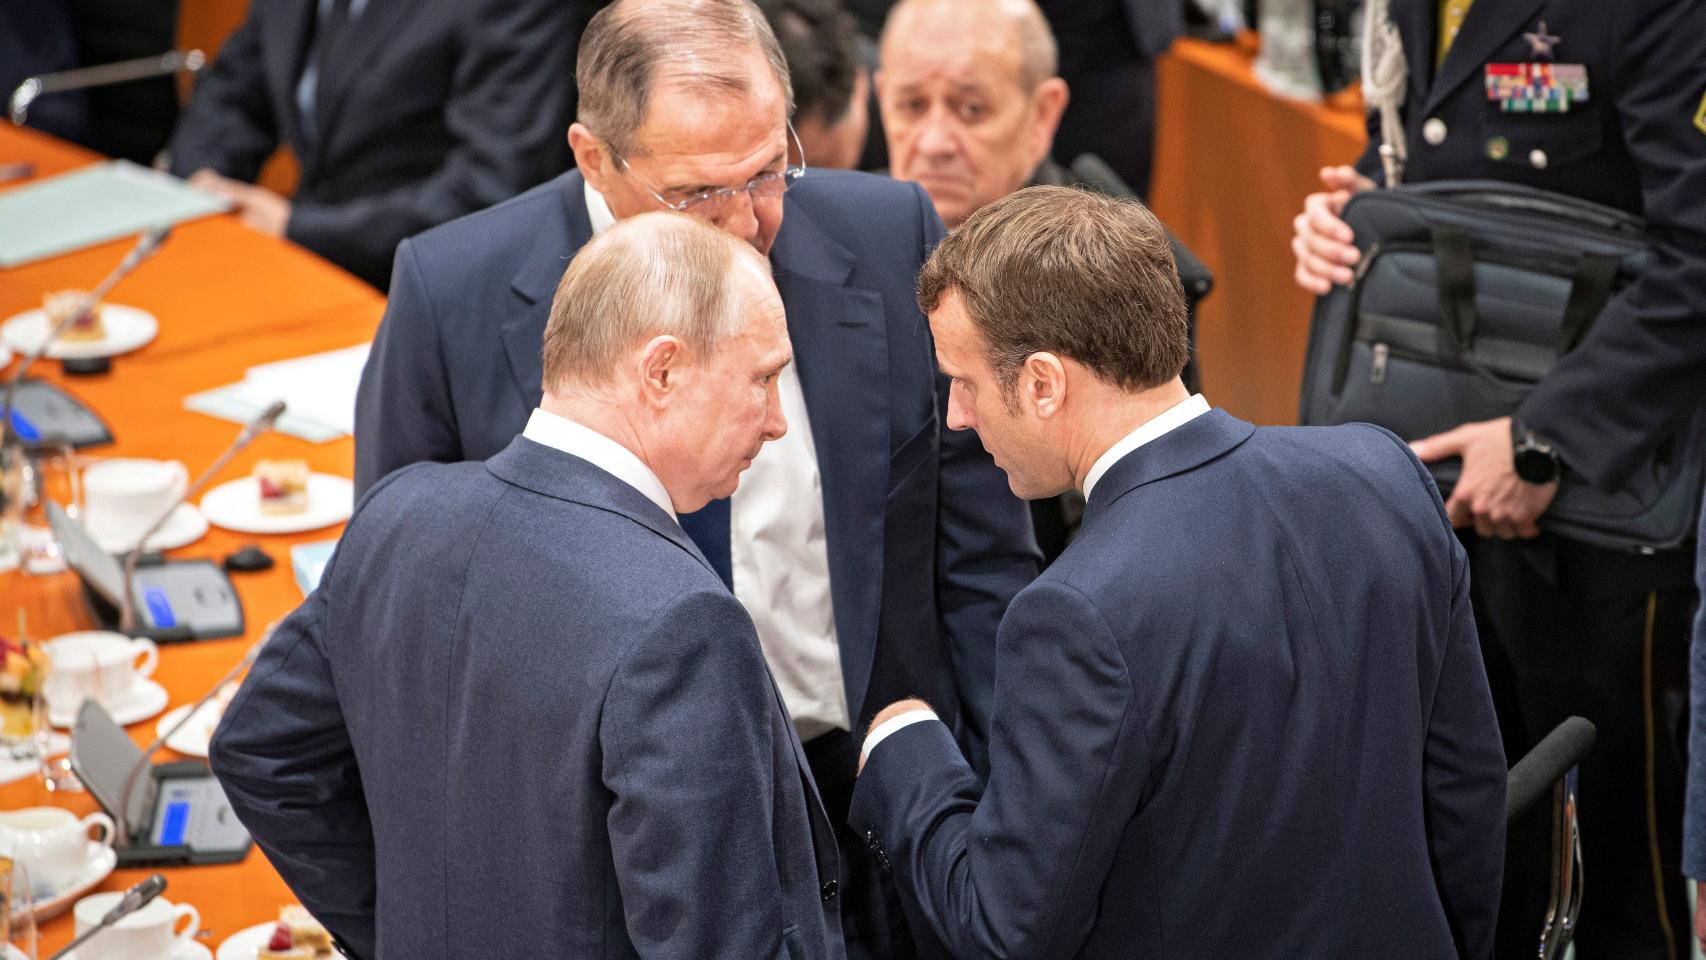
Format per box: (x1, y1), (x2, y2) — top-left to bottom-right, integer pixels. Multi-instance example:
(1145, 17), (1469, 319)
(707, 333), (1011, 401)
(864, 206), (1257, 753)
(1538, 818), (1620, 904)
(0, 123), (383, 954)
(1150, 36), (1369, 427)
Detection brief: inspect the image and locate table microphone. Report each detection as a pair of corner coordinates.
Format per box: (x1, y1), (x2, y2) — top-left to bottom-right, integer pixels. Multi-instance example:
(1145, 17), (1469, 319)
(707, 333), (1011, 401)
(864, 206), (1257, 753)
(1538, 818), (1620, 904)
(112, 629), (270, 843)
(0, 226), (172, 450)
(117, 399), (287, 633)
(45, 873), (167, 960)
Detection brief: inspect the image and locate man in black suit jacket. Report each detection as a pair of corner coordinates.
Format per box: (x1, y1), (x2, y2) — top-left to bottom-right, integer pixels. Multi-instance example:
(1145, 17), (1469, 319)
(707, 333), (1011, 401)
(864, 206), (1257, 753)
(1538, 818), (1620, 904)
(856, 185), (1506, 960)
(354, 2), (1038, 956)
(166, 0), (572, 288)
(1292, 0), (1706, 953)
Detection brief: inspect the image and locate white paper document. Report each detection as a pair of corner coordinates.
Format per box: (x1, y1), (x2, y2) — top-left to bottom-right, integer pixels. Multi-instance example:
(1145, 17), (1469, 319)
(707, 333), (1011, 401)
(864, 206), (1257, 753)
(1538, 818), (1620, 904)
(184, 344), (370, 442)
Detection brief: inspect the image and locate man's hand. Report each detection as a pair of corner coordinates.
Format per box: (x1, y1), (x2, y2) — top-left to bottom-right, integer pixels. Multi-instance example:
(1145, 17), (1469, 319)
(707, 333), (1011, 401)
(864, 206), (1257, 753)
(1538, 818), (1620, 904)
(858, 698), (934, 774)
(1411, 416), (1558, 539)
(189, 169), (292, 238)
(1291, 165), (1376, 295)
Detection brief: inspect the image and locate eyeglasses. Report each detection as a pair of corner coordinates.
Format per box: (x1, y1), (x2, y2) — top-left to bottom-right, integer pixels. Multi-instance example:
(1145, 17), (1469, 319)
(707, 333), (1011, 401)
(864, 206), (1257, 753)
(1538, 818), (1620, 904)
(610, 123), (808, 219)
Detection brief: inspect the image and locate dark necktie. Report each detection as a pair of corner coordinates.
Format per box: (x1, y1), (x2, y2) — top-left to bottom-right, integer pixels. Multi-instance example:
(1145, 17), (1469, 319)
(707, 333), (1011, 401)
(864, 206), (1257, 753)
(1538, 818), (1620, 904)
(676, 497), (733, 589)
(301, 0), (354, 145)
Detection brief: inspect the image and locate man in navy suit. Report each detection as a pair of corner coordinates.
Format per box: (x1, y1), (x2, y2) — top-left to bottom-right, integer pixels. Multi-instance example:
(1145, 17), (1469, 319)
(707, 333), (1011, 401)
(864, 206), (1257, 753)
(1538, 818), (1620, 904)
(168, 0), (573, 288)
(354, 2), (1037, 956)
(212, 213), (842, 960)
(853, 186), (1508, 959)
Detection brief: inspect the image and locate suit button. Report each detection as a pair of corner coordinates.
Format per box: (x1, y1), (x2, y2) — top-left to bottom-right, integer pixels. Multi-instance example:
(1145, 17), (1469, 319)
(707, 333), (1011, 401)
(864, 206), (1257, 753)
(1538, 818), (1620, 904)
(864, 830), (881, 850)
(821, 880), (839, 901)
(1423, 117), (1447, 145)
(1529, 148), (1549, 170)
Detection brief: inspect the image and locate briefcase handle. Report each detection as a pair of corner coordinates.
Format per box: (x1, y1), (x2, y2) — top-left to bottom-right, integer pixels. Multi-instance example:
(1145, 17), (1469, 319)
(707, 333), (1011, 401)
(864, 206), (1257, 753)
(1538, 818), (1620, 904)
(1429, 226), (1621, 388)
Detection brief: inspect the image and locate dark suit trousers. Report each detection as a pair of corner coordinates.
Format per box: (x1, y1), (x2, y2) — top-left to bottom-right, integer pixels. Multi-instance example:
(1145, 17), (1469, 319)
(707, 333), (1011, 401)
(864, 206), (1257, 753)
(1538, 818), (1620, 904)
(1468, 535), (1694, 960)
(805, 729), (948, 960)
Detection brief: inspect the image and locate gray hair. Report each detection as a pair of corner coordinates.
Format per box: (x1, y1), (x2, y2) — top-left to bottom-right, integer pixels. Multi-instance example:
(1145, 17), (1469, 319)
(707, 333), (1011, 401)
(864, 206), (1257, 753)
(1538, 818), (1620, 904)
(881, 0), (1058, 91)
(577, 0), (797, 158)
(542, 213), (767, 392)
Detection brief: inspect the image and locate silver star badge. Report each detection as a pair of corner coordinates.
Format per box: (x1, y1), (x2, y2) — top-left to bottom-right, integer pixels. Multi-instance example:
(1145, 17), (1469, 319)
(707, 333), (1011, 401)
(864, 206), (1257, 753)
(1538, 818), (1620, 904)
(1523, 21), (1562, 59)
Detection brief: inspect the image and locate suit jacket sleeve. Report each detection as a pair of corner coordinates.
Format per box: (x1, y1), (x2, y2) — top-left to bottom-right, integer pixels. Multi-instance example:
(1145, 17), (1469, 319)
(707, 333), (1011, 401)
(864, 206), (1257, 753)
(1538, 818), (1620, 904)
(851, 579), (1138, 959)
(925, 188), (1042, 777)
(353, 237), (461, 496)
(209, 572), (377, 960)
(1688, 503), (1706, 880)
(1517, 0), (1706, 491)
(1422, 535), (1507, 960)
(601, 588), (798, 960)
(165, 10), (280, 183)
(283, 0), (572, 286)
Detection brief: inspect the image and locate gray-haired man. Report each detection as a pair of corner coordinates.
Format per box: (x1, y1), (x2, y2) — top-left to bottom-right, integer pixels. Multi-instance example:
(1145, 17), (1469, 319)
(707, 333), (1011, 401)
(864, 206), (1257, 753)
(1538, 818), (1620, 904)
(214, 213), (844, 960)
(354, 2), (1040, 957)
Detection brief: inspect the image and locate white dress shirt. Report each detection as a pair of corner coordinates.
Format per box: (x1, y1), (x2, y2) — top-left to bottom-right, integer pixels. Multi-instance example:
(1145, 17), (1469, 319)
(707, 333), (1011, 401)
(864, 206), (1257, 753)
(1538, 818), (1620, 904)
(585, 184), (849, 740)
(861, 394), (1212, 765)
(521, 408), (674, 519)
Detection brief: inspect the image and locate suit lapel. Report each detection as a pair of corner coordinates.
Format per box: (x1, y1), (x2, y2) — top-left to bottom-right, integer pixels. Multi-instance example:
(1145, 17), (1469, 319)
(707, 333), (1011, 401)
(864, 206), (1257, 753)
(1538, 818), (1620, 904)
(1424, 0), (1549, 114)
(1394, 0), (1435, 103)
(269, 0), (320, 152)
(769, 200), (889, 706)
(498, 173), (594, 413)
(307, 0), (414, 168)
(1082, 409), (1255, 525)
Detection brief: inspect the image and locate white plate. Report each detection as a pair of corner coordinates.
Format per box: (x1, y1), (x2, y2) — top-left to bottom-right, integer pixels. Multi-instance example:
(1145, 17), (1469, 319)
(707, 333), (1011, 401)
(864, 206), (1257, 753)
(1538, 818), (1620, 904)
(49, 678), (169, 729)
(65, 940), (212, 960)
(0, 345), (12, 368)
(0, 732), (70, 786)
(87, 503), (210, 556)
(12, 841), (116, 925)
(1, 305), (159, 360)
(200, 474), (353, 536)
(155, 700), (225, 759)
(218, 922), (345, 960)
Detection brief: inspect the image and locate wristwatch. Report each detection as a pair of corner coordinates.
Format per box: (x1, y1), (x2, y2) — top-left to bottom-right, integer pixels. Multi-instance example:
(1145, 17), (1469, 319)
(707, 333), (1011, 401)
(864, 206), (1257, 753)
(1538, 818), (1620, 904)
(1511, 420), (1562, 485)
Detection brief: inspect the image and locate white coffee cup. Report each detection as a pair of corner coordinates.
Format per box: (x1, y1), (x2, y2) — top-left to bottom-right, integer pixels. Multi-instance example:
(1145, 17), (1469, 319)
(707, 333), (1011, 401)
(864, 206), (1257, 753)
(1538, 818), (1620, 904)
(82, 459), (188, 541)
(44, 631), (159, 713)
(73, 891), (200, 959)
(0, 806), (114, 896)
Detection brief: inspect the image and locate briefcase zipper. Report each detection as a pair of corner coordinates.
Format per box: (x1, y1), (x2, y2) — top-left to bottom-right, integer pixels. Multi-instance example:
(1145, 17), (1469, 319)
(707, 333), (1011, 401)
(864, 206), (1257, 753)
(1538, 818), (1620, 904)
(1370, 343), (1389, 384)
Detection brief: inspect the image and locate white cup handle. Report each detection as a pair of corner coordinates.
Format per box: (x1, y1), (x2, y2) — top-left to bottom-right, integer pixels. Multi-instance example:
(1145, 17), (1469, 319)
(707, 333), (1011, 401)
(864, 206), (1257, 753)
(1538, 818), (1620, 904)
(172, 903), (201, 941)
(81, 811), (116, 849)
(165, 461), (189, 504)
(130, 638), (160, 679)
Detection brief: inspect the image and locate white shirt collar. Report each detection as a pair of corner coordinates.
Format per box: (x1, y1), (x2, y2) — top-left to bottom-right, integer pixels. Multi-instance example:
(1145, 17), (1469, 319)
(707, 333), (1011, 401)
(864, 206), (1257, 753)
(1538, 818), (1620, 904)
(1081, 394), (1212, 501)
(522, 408), (675, 519)
(584, 180), (616, 235)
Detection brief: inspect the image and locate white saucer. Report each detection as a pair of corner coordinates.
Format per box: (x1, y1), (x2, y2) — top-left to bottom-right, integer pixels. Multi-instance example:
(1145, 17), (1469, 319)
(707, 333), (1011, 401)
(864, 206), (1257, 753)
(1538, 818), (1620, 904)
(0, 345), (12, 368)
(0, 732), (70, 786)
(12, 840), (116, 925)
(49, 678), (169, 728)
(156, 700), (225, 758)
(65, 939), (211, 960)
(201, 474), (353, 535)
(1, 305), (159, 359)
(87, 503), (210, 555)
(219, 922), (344, 959)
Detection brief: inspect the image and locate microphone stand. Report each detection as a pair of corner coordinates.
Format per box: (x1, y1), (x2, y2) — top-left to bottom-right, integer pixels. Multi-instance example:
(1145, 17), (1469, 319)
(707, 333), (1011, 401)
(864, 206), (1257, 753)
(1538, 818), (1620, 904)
(117, 399), (286, 633)
(0, 226), (171, 453)
(45, 873), (167, 960)
(112, 631), (270, 845)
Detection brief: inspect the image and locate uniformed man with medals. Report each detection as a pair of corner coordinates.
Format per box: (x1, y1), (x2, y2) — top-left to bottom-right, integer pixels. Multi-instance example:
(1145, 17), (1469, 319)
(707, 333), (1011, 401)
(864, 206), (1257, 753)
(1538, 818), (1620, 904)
(1290, 0), (1706, 956)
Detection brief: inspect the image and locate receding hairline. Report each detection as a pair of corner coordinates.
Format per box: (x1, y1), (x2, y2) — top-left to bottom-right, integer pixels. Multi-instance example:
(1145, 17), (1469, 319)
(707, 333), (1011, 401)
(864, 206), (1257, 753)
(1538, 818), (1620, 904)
(879, 0), (1057, 90)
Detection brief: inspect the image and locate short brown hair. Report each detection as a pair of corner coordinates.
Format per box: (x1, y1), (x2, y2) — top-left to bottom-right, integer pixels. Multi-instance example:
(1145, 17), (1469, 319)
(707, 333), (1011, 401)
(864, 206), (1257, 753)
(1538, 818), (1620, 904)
(578, 0), (795, 158)
(917, 185), (1188, 401)
(542, 213), (764, 391)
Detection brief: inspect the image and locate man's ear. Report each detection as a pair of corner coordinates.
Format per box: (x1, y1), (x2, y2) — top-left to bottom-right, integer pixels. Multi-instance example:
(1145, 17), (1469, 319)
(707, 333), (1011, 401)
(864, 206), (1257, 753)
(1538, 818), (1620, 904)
(1021, 351), (1068, 419)
(1028, 77), (1070, 168)
(637, 335), (686, 407)
(569, 123), (617, 196)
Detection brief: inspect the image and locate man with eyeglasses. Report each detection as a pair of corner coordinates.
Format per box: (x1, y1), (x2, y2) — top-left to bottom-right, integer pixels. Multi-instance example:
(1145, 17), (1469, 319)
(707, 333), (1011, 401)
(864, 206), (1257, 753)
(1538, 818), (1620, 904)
(352, 2), (1039, 959)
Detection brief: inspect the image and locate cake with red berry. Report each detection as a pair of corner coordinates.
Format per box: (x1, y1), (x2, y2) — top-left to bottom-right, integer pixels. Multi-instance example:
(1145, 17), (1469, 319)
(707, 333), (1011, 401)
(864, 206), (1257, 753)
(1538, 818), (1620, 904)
(254, 459), (310, 516)
(42, 289), (106, 342)
(261, 905), (333, 957)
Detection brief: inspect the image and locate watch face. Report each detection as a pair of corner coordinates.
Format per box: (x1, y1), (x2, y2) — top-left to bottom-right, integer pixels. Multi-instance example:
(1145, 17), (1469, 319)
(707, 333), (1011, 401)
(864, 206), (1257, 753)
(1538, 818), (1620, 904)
(1515, 447), (1558, 484)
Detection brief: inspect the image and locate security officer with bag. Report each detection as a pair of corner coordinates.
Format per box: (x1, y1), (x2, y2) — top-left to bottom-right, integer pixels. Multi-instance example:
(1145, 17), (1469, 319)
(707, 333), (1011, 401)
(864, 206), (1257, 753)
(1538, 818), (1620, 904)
(1290, 0), (1706, 956)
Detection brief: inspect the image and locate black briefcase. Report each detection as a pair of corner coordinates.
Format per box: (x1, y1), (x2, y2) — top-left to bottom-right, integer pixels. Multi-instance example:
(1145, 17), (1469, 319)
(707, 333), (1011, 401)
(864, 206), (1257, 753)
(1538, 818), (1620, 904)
(1298, 180), (1705, 552)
